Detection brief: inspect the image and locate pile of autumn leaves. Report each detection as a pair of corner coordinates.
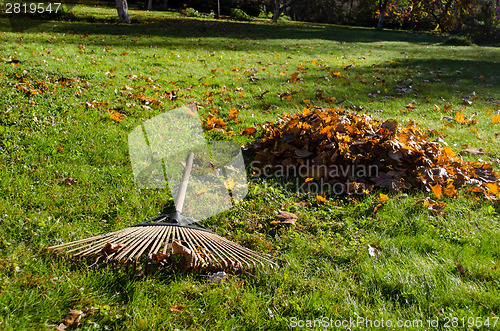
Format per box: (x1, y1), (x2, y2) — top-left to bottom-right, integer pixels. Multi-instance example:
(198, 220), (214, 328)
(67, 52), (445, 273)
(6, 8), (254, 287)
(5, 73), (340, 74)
(249, 107), (499, 202)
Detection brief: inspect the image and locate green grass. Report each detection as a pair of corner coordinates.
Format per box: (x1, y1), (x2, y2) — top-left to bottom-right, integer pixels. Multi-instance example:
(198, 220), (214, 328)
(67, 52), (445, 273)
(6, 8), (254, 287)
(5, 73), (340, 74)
(0, 5), (499, 330)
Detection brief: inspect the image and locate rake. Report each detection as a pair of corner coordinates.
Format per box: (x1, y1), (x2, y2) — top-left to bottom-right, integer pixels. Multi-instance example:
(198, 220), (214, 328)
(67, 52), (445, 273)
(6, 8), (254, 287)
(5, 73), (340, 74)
(47, 105), (276, 273)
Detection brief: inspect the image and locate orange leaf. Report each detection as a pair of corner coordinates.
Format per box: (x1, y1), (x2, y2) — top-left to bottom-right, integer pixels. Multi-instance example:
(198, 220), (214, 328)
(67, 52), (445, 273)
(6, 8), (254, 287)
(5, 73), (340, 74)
(229, 108), (239, 121)
(455, 112), (465, 123)
(379, 194), (389, 202)
(186, 108), (196, 117)
(289, 72), (299, 83)
(492, 115), (500, 124)
(109, 112), (123, 122)
(316, 194), (326, 204)
(240, 127), (257, 135)
(431, 183), (443, 199)
(443, 181), (458, 198)
(441, 146), (456, 158)
(305, 177), (314, 183)
(443, 105), (452, 112)
(196, 190), (207, 195)
(486, 182), (499, 195)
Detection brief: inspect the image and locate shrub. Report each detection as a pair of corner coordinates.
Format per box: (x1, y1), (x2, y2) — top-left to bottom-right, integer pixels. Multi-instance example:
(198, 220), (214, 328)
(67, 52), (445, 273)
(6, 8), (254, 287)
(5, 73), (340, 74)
(230, 8), (252, 21)
(185, 7), (200, 17)
(444, 35), (473, 46)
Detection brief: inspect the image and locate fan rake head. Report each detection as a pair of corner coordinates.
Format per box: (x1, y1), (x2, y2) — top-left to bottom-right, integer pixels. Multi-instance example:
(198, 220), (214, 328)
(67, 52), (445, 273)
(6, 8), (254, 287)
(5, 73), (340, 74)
(47, 105), (277, 274)
(47, 218), (275, 273)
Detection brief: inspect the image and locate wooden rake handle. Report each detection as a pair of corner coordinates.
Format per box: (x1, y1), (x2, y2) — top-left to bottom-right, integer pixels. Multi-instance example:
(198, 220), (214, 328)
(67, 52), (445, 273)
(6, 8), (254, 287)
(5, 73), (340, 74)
(174, 152), (194, 213)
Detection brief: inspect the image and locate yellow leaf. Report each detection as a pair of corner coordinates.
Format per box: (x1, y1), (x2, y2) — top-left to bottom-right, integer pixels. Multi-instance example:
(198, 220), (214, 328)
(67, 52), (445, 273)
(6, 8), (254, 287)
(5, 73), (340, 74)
(305, 177), (314, 183)
(455, 112), (465, 123)
(492, 115), (500, 124)
(431, 183), (443, 199)
(379, 194), (389, 202)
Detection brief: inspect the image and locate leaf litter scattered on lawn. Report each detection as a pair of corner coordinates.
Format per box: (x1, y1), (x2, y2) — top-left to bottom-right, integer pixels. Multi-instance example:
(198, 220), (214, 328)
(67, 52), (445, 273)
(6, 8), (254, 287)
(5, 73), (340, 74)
(249, 107), (500, 202)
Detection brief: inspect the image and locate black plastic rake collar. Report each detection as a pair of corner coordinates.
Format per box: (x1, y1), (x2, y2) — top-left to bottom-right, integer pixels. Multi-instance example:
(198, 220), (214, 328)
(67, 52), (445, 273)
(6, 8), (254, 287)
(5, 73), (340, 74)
(133, 213), (214, 233)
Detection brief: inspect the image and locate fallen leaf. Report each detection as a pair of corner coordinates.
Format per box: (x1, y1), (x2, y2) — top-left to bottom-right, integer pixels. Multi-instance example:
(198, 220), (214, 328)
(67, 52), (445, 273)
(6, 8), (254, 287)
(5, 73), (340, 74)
(455, 262), (466, 275)
(240, 127), (257, 136)
(463, 148), (484, 155)
(289, 72), (299, 83)
(274, 210), (298, 225)
(379, 193), (389, 202)
(169, 305), (185, 312)
(109, 112), (124, 122)
(63, 178), (78, 185)
(416, 197), (446, 216)
(171, 240), (195, 270)
(101, 243), (126, 256)
(430, 183), (443, 199)
(229, 108), (239, 121)
(316, 195), (326, 204)
(63, 309), (86, 326)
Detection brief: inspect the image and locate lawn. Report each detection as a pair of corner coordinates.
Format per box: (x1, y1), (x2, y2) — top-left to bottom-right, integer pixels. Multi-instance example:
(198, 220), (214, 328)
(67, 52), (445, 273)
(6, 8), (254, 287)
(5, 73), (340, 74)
(0, 5), (499, 330)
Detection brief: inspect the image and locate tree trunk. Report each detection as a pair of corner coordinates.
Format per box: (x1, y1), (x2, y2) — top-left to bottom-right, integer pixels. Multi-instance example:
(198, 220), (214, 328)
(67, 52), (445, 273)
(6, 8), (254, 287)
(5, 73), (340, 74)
(116, 0), (131, 23)
(163, 0), (168, 10)
(271, 0), (293, 23)
(147, 0), (153, 10)
(377, 0), (389, 29)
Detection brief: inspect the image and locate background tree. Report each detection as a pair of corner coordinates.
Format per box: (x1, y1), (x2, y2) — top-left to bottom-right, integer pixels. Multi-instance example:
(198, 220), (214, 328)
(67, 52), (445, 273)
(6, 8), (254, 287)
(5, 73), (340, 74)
(116, 0), (131, 23)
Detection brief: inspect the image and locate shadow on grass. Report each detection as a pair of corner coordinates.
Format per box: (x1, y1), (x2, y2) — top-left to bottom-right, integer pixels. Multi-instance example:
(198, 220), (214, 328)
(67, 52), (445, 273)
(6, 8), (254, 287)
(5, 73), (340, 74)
(4, 12), (446, 46)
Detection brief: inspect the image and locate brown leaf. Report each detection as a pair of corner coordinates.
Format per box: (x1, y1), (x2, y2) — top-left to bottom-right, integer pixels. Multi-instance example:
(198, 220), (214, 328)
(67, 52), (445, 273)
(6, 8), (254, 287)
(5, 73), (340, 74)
(151, 253), (169, 261)
(171, 240), (195, 270)
(295, 149), (313, 158)
(63, 309), (86, 326)
(169, 305), (185, 312)
(274, 210), (298, 225)
(101, 243), (126, 256)
(455, 262), (466, 275)
(416, 197), (446, 216)
(464, 148), (484, 155)
(63, 178), (78, 185)
(289, 72), (299, 83)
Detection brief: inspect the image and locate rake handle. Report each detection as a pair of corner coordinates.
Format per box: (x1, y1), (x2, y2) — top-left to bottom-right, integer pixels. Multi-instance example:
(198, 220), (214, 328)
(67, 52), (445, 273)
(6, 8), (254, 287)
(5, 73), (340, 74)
(175, 152), (194, 213)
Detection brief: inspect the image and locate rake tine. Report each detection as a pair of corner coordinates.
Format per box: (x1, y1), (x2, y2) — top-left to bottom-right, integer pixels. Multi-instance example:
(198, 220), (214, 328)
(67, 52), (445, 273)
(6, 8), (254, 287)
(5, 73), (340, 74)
(114, 226), (161, 261)
(48, 229), (124, 251)
(198, 231), (251, 269)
